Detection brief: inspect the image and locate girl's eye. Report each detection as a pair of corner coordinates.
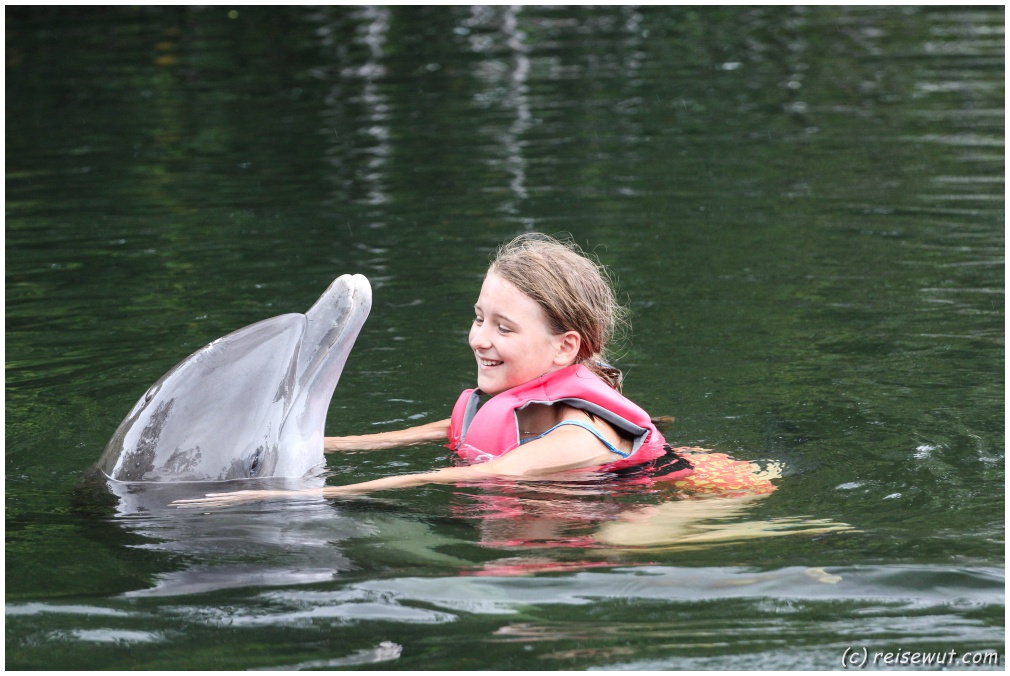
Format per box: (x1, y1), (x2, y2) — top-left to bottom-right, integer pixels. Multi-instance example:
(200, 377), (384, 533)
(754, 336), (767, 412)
(497, 325), (512, 335)
(473, 316), (483, 326)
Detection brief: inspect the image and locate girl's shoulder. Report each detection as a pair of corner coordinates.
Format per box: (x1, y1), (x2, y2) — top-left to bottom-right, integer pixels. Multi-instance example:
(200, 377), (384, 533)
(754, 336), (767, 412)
(555, 404), (634, 456)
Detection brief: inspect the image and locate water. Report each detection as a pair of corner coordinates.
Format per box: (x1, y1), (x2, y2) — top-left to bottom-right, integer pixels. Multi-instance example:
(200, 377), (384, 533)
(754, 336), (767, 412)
(6, 6), (1004, 670)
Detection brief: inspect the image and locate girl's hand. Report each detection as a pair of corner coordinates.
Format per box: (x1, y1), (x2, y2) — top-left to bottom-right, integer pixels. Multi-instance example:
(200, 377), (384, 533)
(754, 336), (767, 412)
(171, 489), (314, 509)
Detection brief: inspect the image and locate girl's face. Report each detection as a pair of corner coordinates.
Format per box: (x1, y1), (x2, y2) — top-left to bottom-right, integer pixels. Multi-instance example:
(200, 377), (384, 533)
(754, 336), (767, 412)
(469, 272), (577, 395)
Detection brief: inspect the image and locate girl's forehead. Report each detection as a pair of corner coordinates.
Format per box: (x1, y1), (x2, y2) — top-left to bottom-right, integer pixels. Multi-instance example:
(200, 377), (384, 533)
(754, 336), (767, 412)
(477, 273), (546, 319)
(478, 272), (524, 301)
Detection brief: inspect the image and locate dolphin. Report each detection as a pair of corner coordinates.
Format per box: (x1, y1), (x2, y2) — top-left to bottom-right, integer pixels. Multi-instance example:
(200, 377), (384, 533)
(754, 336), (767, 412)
(93, 274), (372, 483)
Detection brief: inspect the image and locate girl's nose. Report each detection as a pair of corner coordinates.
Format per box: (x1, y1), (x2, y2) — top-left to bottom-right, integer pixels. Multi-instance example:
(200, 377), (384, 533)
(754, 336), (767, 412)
(469, 322), (491, 350)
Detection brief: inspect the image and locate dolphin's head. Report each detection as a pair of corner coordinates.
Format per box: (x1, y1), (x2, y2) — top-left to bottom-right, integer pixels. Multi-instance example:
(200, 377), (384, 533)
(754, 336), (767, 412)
(96, 274), (372, 482)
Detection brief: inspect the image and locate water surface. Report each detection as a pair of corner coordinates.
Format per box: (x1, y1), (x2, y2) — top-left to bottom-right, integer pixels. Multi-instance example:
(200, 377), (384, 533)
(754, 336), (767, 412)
(6, 6), (1004, 670)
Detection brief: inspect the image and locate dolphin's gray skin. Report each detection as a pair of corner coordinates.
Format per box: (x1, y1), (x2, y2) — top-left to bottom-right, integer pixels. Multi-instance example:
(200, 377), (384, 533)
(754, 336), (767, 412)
(95, 274), (372, 483)
(75, 272), (469, 598)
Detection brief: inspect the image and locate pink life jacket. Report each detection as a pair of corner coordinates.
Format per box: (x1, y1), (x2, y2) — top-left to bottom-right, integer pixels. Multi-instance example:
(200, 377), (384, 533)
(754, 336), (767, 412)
(447, 364), (671, 472)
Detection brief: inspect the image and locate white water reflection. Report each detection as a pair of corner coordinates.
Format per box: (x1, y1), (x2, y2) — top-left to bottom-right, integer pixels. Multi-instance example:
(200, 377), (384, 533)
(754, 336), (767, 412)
(349, 564), (1001, 610)
(11, 565), (1001, 669)
(464, 6), (533, 226)
(252, 642), (403, 671)
(314, 6), (393, 216)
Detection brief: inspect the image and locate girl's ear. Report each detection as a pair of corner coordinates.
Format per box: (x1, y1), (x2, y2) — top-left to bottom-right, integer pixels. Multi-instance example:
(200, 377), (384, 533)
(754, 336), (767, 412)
(553, 331), (582, 366)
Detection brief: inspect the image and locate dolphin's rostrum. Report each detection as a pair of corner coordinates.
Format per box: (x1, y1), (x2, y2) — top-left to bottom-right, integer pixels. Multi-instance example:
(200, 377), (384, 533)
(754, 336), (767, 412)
(96, 274), (372, 482)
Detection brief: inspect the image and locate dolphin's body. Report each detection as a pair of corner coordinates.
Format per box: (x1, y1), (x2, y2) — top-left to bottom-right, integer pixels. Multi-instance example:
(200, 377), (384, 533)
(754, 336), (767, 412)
(94, 274), (372, 483)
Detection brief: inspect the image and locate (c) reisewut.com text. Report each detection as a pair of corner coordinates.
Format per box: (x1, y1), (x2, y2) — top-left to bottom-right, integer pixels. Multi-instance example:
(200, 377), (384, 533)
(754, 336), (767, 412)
(841, 647), (1002, 669)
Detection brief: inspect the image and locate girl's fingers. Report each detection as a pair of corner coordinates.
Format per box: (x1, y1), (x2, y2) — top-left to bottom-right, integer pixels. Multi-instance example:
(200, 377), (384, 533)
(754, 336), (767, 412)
(171, 495), (249, 508)
(170, 490), (292, 508)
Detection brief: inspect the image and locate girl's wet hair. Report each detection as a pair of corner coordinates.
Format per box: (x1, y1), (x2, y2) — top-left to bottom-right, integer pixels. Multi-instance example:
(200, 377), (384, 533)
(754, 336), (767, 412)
(488, 232), (629, 389)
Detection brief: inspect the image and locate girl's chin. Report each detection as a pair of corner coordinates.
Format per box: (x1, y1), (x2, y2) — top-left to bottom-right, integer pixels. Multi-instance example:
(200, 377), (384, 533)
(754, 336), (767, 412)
(477, 381), (502, 396)
(476, 372), (507, 396)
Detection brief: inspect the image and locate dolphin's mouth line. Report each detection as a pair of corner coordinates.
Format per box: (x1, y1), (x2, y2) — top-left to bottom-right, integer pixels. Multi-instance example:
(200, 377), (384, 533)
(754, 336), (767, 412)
(102, 475), (275, 486)
(299, 283), (371, 383)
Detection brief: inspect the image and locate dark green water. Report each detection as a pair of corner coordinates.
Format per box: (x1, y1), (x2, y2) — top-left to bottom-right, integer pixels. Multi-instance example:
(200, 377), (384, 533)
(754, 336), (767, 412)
(6, 6), (1003, 670)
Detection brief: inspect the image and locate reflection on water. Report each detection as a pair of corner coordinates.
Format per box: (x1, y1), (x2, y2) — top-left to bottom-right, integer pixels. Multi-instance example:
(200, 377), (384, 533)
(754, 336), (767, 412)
(453, 463), (854, 578)
(101, 478), (354, 598)
(313, 6), (394, 214)
(6, 5), (1003, 671)
(89, 454), (849, 596)
(252, 641), (404, 671)
(593, 495), (853, 550)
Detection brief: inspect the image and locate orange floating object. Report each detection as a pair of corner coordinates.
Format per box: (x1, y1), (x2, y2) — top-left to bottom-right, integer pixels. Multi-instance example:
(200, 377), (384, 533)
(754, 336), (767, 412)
(657, 447), (780, 497)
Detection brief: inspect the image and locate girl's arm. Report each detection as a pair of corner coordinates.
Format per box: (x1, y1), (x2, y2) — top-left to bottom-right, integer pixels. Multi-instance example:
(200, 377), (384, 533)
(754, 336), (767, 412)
(324, 418), (450, 452)
(172, 422), (619, 509)
(327, 425), (617, 494)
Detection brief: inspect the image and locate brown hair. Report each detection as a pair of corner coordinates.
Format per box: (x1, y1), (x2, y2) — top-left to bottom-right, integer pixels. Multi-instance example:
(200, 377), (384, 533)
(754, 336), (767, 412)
(488, 233), (629, 389)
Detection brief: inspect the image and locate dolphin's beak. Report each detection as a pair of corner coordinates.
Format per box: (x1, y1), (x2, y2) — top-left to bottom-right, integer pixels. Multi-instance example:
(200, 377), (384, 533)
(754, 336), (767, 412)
(273, 274), (372, 476)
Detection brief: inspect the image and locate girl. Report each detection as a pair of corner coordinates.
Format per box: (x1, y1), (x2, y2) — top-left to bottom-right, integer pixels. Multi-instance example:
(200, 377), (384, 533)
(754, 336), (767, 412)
(175, 234), (762, 509)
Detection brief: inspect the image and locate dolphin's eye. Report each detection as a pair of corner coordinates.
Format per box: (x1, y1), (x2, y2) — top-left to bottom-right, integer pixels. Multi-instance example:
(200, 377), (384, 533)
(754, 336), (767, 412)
(250, 452), (261, 474)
